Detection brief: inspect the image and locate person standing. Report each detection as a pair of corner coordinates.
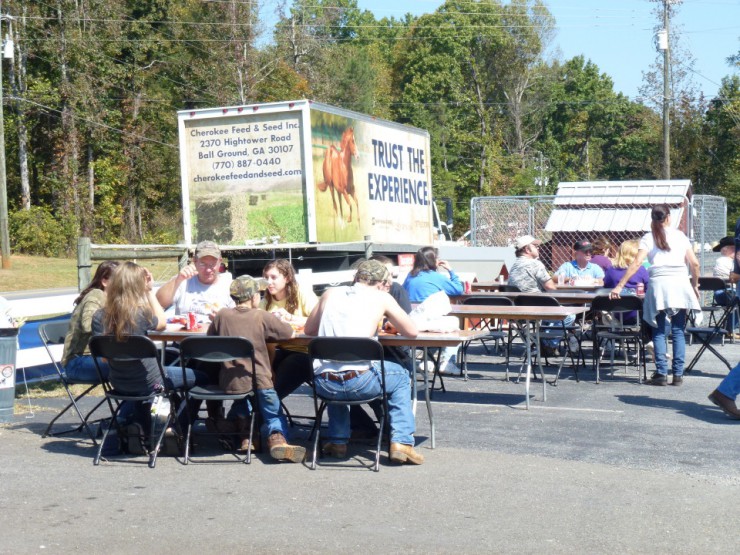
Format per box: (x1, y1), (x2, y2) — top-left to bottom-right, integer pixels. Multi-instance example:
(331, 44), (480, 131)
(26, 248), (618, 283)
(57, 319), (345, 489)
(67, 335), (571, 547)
(609, 204), (701, 386)
(403, 246), (464, 375)
(305, 260), (423, 465)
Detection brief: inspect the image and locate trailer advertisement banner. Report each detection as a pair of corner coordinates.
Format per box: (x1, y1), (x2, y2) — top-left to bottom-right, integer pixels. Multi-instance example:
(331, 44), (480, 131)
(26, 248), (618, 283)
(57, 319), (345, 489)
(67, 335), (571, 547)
(311, 110), (433, 244)
(180, 109), (307, 245)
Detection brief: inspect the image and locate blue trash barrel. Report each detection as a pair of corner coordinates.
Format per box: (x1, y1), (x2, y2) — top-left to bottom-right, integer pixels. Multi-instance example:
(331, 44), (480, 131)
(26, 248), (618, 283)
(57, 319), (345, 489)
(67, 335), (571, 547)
(0, 327), (20, 423)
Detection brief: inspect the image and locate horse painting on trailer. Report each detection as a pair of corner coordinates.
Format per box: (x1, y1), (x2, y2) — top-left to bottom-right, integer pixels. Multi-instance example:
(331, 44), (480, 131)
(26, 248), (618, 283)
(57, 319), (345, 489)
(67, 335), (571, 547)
(316, 127), (360, 227)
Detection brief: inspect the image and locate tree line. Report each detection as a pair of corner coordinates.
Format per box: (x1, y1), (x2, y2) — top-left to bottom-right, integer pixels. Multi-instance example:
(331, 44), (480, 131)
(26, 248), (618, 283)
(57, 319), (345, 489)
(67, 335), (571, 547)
(3, 0), (739, 255)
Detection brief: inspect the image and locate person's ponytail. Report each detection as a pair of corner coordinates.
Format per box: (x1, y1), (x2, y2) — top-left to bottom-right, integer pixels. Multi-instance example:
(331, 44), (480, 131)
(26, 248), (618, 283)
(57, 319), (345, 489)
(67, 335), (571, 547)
(651, 204), (670, 251)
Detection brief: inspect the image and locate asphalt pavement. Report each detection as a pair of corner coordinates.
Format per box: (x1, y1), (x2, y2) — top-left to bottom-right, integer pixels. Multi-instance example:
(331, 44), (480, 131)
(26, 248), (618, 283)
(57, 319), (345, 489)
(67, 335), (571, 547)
(1, 338), (738, 554)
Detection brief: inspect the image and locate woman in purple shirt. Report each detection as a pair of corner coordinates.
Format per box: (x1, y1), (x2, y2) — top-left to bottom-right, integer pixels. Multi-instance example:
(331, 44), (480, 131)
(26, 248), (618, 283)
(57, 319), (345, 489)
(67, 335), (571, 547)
(604, 239), (650, 327)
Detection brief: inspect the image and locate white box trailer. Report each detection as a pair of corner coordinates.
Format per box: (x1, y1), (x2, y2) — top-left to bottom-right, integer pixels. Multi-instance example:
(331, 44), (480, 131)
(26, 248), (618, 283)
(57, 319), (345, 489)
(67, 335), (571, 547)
(177, 100), (436, 251)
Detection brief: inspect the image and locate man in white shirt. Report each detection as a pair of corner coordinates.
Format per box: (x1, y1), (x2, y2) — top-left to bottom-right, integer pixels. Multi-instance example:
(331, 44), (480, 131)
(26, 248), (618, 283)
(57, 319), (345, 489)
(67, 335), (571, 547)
(156, 240), (234, 322)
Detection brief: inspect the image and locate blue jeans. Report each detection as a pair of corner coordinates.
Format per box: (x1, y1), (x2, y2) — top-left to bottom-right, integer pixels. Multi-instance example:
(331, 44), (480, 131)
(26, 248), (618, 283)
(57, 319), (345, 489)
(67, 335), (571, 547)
(541, 314), (576, 348)
(314, 361), (415, 446)
(652, 310), (686, 376)
(228, 388), (289, 439)
(64, 355), (108, 383)
(717, 363), (740, 400)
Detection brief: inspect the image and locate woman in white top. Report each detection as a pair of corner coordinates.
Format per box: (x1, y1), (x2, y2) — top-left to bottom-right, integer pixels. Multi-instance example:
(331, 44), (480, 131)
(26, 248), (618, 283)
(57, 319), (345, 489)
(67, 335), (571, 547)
(609, 203), (701, 386)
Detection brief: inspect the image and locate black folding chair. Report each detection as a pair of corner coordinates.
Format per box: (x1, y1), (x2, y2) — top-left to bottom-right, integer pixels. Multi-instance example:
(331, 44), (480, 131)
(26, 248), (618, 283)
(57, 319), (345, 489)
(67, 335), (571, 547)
(308, 337), (387, 472)
(39, 320), (107, 444)
(178, 336), (257, 465)
(498, 284), (521, 293)
(590, 296), (647, 384)
(687, 277), (733, 345)
(685, 293), (738, 374)
(458, 296), (513, 380)
(514, 295), (583, 384)
(89, 335), (176, 468)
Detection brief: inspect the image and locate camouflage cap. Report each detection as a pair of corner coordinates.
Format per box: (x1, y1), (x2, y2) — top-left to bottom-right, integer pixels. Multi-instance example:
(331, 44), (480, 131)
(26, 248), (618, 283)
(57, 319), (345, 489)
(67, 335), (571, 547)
(355, 259), (391, 284)
(230, 274), (261, 302)
(194, 240), (221, 259)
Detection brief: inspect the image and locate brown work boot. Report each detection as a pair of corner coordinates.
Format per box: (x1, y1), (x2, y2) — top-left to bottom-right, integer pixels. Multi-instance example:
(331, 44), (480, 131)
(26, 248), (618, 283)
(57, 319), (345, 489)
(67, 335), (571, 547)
(322, 442), (348, 458)
(389, 442), (424, 465)
(708, 389), (740, 420)
(267, 432), (306, 463)
(234, 416), (259, 453)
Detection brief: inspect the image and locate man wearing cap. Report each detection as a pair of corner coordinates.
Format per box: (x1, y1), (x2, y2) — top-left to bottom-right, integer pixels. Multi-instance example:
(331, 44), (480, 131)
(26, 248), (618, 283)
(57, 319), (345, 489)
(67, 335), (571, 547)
(304, 259), (424, 465)
(508, 235), (557, 294)
(509, 235), (577, 354)
(207, 275), (307, 462)
(554, 240), (605, 285)
(156, 240), (234, 321)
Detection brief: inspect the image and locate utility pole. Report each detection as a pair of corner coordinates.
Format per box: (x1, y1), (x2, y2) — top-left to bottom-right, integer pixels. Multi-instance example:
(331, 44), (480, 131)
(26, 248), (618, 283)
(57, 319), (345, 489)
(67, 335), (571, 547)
(655, 0), (679, 180)
(0, 4), (12, 269)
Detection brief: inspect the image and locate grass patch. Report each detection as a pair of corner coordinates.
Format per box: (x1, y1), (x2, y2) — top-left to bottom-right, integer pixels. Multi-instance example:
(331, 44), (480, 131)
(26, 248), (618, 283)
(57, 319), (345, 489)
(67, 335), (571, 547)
(16, 380), (104, 398)
(14, 402), (53, 414)
(0, 255), (180, 292)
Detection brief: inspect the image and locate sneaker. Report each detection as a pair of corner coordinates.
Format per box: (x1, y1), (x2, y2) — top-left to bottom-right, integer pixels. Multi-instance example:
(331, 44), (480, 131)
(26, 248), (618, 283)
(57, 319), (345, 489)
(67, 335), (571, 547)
(567, 334), (580, 354)
(439, 359), (462, 376)
(646, 372), (668, 386)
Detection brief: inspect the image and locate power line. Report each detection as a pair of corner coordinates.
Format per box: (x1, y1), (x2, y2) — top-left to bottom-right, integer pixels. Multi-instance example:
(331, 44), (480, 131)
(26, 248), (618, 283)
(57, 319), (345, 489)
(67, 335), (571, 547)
(10, 96), (178, 149)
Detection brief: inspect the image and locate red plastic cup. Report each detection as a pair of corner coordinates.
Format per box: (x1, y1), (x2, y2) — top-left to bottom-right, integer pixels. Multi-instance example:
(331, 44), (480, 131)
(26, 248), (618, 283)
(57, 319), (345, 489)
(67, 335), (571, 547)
(187, 312), (196, 330)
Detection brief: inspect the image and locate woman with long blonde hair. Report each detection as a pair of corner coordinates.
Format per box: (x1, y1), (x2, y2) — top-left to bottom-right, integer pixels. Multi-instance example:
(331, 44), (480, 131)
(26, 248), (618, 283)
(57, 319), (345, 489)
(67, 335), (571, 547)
(92, 262), (207, 397)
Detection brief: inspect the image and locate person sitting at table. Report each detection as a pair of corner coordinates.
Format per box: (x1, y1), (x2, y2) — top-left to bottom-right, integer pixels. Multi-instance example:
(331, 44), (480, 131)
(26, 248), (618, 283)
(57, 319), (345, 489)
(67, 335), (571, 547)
(262, 259), (318, 404)
(156, 240), (234, 421)
(305, 259), (423, 465)
(92, 262), (208, 452)
(554, 240), (605, 286)
(711, 236), (738, 336)
(508, 235), (577, 355)
(603, 239), (652, 356)
(155, 240), (234, 322)
(591, 236), (614, 272)
(62, 260), (120, 383)
(604, 240), (649, 302)
(208, 274), (305, 463)
(403, 246), (464, 375)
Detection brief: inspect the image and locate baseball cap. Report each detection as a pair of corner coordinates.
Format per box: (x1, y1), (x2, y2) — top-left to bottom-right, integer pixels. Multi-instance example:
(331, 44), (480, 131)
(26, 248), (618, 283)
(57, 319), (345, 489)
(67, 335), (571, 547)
(573, 239), (593, 252)
(194, 240), (221, 259)
(355, 259), (391, 284)
(514, 235), (541, 250)
(229, 275), (262, 302)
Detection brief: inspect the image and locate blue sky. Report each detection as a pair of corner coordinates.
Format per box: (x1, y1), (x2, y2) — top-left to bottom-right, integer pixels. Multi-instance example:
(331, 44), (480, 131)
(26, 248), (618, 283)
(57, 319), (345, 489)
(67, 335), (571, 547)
(354, 0), (740, 101)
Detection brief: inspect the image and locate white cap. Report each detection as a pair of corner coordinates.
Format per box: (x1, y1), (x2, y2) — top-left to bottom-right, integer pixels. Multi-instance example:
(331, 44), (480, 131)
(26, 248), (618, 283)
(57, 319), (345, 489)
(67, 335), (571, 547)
(514, 235), (541, 250)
